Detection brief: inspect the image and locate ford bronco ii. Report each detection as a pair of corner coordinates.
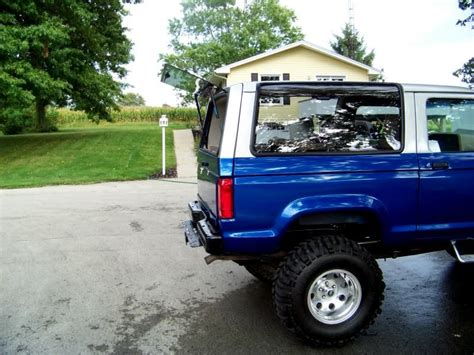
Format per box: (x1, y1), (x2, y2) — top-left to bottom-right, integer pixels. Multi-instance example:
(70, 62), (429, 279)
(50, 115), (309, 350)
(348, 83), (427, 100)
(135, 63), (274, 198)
(162, 65), (474, 346)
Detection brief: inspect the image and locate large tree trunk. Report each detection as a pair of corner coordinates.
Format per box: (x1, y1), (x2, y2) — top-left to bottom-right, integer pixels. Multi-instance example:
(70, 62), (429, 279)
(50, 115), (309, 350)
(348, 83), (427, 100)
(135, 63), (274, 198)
(35, 99), (47, 132)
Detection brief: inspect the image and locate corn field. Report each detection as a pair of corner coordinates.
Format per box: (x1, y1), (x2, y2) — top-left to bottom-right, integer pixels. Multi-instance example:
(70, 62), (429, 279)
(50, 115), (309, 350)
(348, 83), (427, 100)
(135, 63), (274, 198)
(51, 106), (200, 125)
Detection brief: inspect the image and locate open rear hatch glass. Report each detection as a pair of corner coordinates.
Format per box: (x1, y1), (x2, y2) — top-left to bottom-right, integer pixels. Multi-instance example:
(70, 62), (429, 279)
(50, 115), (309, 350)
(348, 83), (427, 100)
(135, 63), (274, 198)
(160, 64), (228, 222)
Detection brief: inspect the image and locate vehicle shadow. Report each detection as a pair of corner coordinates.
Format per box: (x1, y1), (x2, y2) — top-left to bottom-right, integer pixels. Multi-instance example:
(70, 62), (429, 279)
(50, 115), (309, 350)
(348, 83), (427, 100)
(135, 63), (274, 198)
(176, 253), (474, 354)
(443, 262), (474, 306)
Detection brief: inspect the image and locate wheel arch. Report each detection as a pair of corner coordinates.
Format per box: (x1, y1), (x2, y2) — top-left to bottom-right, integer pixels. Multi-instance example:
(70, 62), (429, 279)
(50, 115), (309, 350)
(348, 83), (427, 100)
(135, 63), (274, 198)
(273, 194), (389, 251)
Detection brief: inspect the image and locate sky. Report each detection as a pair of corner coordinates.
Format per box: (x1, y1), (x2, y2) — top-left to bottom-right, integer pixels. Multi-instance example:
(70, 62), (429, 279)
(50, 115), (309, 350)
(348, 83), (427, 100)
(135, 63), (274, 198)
(122, 0), (473, 106)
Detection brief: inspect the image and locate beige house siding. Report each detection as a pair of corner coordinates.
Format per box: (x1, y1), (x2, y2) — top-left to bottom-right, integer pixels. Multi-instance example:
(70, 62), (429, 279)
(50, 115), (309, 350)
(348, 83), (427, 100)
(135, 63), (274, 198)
(226, 46), (369, 86)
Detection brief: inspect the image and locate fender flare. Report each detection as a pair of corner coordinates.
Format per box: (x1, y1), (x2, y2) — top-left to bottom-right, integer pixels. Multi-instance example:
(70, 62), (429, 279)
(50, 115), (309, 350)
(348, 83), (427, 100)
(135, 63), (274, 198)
(272, 194), (390, 237)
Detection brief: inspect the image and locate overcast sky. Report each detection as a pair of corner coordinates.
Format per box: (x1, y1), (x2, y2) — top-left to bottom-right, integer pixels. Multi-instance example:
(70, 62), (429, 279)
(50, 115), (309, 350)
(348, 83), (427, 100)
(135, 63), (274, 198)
(123, 0), (473, 106)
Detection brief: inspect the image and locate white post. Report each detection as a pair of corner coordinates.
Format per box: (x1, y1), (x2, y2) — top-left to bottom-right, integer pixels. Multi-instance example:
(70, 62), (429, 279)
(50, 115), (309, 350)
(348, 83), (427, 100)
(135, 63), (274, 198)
(162, 126), (166, 176)
(159, 114), (168, 176)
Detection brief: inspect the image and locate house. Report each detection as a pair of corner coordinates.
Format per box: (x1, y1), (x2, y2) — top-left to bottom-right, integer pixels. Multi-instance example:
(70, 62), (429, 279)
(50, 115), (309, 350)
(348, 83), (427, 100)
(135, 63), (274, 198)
(215, 40), (381, 86)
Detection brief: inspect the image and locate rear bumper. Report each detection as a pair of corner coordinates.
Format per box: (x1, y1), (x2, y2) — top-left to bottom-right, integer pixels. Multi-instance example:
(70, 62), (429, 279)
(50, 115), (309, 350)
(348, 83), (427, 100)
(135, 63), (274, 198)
(184, 201), (223, 254)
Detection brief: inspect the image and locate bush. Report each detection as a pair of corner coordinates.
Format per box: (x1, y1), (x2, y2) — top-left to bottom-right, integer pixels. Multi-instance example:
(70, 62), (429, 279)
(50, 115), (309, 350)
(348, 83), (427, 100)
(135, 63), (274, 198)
(2, 119), (24, 135)
(0, 108), (34, 135)
(1, 106), (59, 135)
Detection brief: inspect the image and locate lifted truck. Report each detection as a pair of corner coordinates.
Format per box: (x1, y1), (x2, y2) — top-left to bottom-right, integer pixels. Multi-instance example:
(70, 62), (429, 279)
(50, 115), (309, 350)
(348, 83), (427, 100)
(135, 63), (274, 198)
(162, 65), (474, 346)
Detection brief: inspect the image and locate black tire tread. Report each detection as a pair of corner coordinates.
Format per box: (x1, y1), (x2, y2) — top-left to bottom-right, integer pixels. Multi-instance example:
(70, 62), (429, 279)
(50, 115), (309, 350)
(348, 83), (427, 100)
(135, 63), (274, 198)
(272, 235), (385, 347)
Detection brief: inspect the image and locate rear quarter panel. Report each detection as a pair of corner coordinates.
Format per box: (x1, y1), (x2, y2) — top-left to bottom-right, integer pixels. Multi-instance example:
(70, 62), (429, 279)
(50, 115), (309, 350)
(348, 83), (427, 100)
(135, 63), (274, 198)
(222, 155), (419, 254)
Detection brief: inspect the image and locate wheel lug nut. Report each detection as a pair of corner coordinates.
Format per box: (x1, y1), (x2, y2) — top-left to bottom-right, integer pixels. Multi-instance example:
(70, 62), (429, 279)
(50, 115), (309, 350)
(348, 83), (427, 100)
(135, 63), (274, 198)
(332, 285), (336, 288)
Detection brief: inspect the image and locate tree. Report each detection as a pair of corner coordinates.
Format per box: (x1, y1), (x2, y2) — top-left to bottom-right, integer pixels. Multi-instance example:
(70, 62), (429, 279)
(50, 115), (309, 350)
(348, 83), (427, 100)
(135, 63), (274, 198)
(330, 23), (375, 67)
(0, 0), (138, 132)
(161, 0), (303, 102)
(453, 0), (473, 87)
(118, 92), (146, 106)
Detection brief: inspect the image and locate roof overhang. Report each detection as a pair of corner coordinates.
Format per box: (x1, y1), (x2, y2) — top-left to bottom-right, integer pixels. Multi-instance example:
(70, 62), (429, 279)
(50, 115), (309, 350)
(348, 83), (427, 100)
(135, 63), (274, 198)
(215, 40), (382, 76)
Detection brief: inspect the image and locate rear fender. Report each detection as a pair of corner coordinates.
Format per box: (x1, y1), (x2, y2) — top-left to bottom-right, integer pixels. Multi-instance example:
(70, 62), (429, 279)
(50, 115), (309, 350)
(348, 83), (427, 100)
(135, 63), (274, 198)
(273, 194), (389, 238)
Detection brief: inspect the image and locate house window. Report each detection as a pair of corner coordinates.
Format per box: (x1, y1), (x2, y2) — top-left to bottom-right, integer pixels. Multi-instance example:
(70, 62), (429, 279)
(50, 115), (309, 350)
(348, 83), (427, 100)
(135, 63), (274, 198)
(260, 74), (281, 82)
(316, 75), (346, 82)
(260, 74), (283, 105)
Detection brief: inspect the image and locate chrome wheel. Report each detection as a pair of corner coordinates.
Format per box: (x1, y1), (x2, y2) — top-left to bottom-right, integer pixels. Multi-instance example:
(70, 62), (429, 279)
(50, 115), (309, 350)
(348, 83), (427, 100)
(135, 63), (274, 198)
(307, 269), (362, 325)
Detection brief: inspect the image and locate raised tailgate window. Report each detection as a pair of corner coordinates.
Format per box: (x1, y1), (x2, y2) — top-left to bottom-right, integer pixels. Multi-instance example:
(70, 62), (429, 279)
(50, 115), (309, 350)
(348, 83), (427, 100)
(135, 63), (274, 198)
(254, 83), (402, 154)
(202, 95), (228, 155)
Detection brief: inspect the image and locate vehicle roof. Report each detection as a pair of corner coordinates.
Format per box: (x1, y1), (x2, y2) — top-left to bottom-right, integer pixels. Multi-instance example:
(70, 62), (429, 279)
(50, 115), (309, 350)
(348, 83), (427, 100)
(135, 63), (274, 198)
(235, 81), (473, 94)
(401, 83), (473, 94)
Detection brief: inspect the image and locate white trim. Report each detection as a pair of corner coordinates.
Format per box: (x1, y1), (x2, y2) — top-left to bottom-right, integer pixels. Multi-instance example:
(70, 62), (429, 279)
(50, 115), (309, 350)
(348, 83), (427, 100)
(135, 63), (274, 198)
(402, 92), (417, 154)
(215, 40), (382, 76)
(235, 92), (257, 158)
(219, 84), (243, 159)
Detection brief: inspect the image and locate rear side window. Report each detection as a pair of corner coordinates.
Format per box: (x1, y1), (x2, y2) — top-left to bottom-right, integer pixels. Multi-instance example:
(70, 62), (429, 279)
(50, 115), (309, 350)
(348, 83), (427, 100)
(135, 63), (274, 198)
(427, 98), (474, 152)
(254, 83), (402, 154)
(201, 95), (228, 155)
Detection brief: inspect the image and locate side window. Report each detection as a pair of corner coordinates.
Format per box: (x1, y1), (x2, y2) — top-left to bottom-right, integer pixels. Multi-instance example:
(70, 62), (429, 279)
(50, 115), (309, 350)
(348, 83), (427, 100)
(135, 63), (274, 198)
(254, 83), (402, 154)
(201, 95), (228, 155)
(426, 98), (474, 152)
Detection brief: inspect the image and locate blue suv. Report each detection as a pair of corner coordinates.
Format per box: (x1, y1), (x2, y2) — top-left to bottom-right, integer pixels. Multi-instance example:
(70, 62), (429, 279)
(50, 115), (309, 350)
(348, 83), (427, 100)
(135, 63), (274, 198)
(161, 67), (474, 346)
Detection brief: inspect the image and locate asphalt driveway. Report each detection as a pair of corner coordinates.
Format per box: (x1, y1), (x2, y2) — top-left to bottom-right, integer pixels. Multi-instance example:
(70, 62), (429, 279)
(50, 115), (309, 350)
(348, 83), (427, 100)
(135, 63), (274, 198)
(1, 180), (473, 354)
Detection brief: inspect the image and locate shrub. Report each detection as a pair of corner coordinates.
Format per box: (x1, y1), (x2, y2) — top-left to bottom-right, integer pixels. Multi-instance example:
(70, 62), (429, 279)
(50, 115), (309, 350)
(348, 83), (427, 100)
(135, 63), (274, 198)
(0, 107), (34, 135)
(1, 106), (59, 135)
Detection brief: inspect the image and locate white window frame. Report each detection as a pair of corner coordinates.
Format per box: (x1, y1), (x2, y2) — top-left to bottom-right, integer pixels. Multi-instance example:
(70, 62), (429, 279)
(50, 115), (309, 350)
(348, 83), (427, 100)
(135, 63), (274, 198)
(316, 75), (346, 82)
(259, 74), (283, 106)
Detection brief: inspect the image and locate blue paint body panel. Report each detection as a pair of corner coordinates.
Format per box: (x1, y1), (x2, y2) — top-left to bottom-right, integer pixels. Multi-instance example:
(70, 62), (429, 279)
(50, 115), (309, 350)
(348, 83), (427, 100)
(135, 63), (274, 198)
(417, 152), (474, 240)
(217, 154), (420, 254)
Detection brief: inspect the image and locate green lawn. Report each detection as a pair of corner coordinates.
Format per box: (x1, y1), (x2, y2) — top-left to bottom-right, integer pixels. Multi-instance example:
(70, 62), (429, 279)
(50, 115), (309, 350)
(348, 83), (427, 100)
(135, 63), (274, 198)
(0, 122), (187, 188)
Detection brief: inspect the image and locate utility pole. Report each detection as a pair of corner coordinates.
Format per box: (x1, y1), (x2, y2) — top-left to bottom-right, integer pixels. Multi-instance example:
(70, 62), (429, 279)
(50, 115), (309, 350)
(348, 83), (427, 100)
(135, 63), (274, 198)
(347, 0), (357, 59)
(348, 0), (355, 31)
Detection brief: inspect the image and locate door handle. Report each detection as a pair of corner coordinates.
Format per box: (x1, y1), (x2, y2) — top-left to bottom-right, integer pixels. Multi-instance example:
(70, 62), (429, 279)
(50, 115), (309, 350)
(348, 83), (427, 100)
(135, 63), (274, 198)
(431, 161), (449, 170)
(200, 162), (209, 167)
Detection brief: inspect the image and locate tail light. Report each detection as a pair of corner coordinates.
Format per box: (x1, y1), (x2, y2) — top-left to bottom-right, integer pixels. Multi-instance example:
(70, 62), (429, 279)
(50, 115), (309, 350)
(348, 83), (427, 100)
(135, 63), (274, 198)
(218, 178), (234, 219)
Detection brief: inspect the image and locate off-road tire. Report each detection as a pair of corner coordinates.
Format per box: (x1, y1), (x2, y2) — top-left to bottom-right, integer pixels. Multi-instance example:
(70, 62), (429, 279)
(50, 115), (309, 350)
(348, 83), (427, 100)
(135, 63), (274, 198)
(273, 235), (385, 347)
(243, 261), (278, 283)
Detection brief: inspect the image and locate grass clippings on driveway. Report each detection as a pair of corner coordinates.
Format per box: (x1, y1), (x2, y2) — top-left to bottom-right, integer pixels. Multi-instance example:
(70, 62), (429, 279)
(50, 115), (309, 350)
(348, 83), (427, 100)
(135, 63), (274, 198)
(0, 123), (187, 188)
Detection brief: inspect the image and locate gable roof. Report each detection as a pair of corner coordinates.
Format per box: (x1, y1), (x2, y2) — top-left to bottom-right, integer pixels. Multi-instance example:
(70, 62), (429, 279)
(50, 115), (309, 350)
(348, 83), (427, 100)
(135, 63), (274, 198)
(215, 40), (382, 76)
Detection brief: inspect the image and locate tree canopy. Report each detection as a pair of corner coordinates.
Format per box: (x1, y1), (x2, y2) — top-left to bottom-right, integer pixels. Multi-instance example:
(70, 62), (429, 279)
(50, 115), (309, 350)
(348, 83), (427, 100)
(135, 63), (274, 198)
(0, 0), (137, 132)
(161, 0), (303, 101)
(453, 0), (473, 87)
(330, 23), (375, 67)
(118, 92), (146, 106)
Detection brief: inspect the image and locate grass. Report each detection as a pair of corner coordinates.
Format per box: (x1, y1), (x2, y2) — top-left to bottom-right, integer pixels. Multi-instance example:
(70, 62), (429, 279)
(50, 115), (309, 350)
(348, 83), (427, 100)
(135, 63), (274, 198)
(0, 122), (188, 188)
